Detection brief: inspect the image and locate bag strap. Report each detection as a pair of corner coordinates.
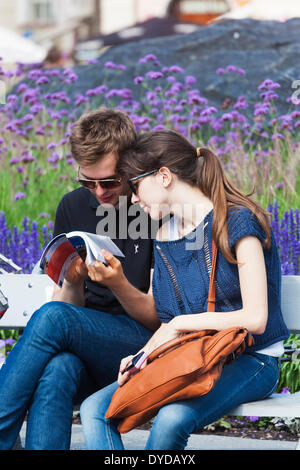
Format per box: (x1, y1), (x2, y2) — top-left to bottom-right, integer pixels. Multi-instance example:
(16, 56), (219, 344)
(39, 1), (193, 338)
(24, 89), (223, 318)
(207, 238), (217, 312)
(148, 330), (214, 363)
(148, 239), (218, 364)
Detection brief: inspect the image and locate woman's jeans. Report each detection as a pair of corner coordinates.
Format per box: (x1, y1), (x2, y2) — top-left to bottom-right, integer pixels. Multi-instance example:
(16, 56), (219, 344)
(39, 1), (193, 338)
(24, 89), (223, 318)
(80, 352), (280, 450)
(0, 301), (152, 450)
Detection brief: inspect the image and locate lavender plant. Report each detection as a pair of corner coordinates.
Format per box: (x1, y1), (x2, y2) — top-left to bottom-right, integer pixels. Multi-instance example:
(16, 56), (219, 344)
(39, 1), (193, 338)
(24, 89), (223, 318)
(0, 211), (52, 273)
(0, 55), (299, 229)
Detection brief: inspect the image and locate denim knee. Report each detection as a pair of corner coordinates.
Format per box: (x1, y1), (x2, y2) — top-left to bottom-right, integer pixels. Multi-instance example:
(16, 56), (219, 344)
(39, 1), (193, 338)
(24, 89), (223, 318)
(41, 352), (84, 383)
(27, 301), (74, 345)
(80, 394), (100, 423)
(147, 404), (192, 450)
(80, 382), (119, 425)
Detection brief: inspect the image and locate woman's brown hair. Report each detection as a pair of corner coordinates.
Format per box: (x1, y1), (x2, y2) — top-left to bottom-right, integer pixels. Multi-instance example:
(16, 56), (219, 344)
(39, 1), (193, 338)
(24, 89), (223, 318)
(117, 129), (271, 264)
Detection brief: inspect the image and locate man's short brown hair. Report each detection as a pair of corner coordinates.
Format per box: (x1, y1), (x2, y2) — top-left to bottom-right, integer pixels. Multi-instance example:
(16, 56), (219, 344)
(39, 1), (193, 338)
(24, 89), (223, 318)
(70, 107), (136, 165)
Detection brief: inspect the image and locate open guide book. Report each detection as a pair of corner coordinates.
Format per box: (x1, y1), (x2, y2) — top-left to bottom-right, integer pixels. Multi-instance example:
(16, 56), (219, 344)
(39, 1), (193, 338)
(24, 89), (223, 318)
(34, 232), (125, 287)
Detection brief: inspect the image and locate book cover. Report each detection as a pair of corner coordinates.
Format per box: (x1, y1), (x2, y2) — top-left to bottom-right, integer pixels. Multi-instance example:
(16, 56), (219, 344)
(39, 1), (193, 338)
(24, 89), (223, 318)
(36, 232), (125, 287)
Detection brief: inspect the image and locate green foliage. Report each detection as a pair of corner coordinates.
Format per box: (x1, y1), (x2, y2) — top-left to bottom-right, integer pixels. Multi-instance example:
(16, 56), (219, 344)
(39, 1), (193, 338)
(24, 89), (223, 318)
(277, 334), (300, 394)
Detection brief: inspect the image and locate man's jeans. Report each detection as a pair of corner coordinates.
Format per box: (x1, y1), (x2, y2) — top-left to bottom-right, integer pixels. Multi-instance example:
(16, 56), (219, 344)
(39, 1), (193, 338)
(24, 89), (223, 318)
(80, 352), (280, 450)
(0, 301), (152, 450)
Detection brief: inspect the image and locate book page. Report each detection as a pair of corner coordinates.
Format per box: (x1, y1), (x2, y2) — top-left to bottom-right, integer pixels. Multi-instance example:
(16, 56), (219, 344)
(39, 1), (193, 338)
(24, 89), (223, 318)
(67, 232), (124, 264)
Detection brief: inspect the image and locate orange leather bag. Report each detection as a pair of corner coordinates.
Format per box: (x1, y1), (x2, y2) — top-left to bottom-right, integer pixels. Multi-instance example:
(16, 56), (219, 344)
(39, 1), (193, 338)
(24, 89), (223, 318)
(106, 240), (254, 433)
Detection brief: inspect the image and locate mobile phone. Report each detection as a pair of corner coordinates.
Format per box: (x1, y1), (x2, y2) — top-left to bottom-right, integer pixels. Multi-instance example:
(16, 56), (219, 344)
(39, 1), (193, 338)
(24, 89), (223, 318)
(124, 351), (148, 376)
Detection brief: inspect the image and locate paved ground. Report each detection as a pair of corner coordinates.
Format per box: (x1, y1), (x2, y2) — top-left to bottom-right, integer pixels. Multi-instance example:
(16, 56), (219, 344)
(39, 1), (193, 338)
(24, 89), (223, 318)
(19, 422), (299, 450)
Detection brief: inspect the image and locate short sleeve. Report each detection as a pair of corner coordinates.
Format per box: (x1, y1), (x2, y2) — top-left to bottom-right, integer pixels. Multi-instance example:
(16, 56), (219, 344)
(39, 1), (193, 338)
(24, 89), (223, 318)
(227, 206), (267, 250)
(53, 197), (70, 237)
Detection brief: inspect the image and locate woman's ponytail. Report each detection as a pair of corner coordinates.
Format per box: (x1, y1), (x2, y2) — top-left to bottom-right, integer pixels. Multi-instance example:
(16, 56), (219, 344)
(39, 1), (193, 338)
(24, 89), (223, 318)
(196, 148), (271, 264)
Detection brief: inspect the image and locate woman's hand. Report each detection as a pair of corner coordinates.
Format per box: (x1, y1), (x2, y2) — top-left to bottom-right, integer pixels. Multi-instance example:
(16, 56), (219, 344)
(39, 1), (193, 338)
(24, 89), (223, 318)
(117, 320), (182, 386)
(142, 320), (181, 356)
(118, 354), (135, 386)
(86, 249), (126, 289)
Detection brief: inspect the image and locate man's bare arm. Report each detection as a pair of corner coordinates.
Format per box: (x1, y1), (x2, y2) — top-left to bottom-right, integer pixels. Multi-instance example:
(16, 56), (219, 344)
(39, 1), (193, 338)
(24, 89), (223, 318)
(109, 269), (160, 331)
(87, 252), (160, 331)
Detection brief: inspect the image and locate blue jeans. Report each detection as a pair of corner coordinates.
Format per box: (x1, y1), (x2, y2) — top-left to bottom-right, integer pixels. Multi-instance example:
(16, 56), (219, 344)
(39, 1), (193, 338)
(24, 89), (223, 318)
(0, 301), (152, 450)
(80, 352), (280, 450)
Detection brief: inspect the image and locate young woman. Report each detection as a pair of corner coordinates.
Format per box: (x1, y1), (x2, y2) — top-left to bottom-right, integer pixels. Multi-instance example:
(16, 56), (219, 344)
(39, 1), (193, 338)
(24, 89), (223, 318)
(80, 129), (289, 450)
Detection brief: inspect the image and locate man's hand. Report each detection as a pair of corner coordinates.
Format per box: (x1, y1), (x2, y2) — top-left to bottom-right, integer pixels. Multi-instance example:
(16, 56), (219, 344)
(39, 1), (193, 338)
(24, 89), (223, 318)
(64, 256), (88, 285)
(86, 250), (126, 289)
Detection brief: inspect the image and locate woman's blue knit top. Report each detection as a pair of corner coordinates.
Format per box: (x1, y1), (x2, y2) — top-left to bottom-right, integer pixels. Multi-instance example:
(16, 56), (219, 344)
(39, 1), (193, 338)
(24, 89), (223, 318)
(152, 206), (289, 352)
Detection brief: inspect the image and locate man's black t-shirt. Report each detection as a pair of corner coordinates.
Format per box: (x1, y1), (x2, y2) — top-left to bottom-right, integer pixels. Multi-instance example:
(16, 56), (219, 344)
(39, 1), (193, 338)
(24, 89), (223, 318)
(53, 187), (154, 315)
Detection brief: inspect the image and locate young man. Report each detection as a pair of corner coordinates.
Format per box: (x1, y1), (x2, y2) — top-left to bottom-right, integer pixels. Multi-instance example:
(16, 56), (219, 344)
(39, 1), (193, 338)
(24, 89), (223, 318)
(0, 108), (159, 450)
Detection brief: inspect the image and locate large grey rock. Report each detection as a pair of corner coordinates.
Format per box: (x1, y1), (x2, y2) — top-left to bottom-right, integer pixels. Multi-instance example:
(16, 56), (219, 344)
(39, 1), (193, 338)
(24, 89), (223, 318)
(70, 18), (300, 114)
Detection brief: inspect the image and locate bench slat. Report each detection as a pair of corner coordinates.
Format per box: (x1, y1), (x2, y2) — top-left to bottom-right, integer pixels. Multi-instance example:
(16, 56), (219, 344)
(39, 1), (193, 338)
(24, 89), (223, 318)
(281, 276), (300, 331)
(229, 392), (300, 417)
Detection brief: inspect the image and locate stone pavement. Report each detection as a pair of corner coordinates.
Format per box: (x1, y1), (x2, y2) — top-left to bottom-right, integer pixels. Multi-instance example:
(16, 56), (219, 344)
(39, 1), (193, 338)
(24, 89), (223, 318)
(19, 422), (299, 450)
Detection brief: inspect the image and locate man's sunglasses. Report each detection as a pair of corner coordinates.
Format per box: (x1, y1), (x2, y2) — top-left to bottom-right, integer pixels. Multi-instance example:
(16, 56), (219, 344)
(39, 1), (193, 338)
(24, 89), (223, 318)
(128, 169), (159, 195)
(76, 168), (122, 190)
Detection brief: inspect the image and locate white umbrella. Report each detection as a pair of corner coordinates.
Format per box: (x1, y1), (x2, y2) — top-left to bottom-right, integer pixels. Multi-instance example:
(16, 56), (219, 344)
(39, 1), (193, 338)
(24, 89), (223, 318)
(0, 27), (47, 64)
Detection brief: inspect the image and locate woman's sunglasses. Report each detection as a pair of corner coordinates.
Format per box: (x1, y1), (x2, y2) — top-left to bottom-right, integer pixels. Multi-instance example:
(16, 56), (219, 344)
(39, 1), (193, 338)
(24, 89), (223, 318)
(128, 169), (159, 195)
(76, 168), (122, 190)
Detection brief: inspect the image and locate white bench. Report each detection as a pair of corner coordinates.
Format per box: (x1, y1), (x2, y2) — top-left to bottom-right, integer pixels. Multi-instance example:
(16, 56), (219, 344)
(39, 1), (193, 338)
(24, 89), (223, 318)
(0, 274), (299, 449)
(228, 275), (300, 450)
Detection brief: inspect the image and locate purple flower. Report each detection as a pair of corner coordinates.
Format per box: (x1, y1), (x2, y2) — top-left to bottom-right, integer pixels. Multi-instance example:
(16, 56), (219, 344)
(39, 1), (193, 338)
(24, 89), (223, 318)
(23, 113), (34, 122)
(104, 61), (118, 69)
(254, 102), (269, 116)
(226, 65), (237, 72)
(271, 132), (284, 140)
(9, 157), (20, 165)
(248, 416), (259, 422)
(281, 387), (290, 394)
(185, 75), (197, 85)
(221, 112), (233, 121)
(35, 128), (45, 136)
(21, 154), (35, 163)
(5, 338), (16, 346)
(66, 157), (75, 165)
(139, 54), (158, 64)
(201, 106), (218, 116)
(258, 79), (281, 91)
(74, 94), (88, 106)
(85, 58), (98, 64)
(28, 69), (42, 80)
(134, 76), (144, 84)
(47, 142), (57, 150)
(169, 65), (184, 74)
(14, 192), (26, 201)
(236, 68), (246, 75)
(17, 83), (28, 94)
(146, 71), (163, 80)
(36, 76), (50, 85)
(48, 151), (60, 164)
(216, 67), (225, 75)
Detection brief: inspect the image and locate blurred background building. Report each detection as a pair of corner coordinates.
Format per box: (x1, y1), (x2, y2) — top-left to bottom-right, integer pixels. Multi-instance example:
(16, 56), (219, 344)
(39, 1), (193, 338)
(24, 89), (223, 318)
(0, 0), (300, 64)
